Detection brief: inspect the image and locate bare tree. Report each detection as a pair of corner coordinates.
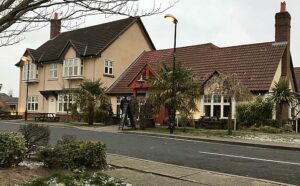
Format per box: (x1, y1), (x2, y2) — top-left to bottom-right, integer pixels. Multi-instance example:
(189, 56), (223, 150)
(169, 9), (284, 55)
(204, 72), (251, 135)
(0, 0), (175, 46)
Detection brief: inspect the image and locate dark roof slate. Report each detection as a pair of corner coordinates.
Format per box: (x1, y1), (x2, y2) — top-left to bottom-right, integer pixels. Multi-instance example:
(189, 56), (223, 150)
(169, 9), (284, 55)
(107, 42), (287, 94)
(17, 17), (154, 65)
(0, 93), (18, 104)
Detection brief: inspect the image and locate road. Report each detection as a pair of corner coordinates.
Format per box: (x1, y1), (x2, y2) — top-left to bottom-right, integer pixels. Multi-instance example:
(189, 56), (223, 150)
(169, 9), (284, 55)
(0, 121), (299, 185)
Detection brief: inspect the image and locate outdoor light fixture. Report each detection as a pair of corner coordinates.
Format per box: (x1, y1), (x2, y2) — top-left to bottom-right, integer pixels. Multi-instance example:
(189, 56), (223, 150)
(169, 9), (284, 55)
(164, 14), (178, 134)
(164, 14), (178, 24)
(21, 56), (30, 121)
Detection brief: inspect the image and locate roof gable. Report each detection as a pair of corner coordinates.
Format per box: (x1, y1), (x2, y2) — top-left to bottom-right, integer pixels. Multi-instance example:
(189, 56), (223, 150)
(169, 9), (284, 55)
(16, 17), (154, 66)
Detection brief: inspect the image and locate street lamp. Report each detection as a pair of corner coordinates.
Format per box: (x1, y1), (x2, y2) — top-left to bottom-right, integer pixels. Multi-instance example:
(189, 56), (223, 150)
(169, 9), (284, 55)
(165, 14), (178, 134)
(21, 56), (30, 121)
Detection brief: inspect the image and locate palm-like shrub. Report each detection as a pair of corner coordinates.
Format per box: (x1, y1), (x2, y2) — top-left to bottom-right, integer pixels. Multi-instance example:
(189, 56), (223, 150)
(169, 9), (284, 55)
(268, 78), (294, 124)
(76, 79), (110, 125)
(148, 62), (202, 131)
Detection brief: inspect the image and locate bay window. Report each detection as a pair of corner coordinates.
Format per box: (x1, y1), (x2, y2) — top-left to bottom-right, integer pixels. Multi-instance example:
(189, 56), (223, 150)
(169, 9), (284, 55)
(23, 63), (39, 81)
(63, 58), (83, 77)
(203, 95), (231, 119)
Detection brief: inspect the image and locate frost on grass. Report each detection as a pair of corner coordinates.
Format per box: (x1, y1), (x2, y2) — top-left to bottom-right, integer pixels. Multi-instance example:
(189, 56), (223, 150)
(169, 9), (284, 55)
(19, 161), (44, 169)
(24, 171), (131, 186)
(229, 134), (300, 144)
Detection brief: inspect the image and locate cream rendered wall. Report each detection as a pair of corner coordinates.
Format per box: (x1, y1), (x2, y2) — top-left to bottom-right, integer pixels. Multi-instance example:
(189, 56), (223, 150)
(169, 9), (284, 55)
(18, 21), (153, 115)
(94, 22), (153, 88)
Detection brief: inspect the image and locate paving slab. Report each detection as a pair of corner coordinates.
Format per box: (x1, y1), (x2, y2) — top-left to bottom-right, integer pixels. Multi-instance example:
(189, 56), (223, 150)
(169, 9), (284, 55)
(107, 154), (293, 186)
(108, 155), (199, 178)
(105, 168), (204, 186)
(182, 172), (283, 186)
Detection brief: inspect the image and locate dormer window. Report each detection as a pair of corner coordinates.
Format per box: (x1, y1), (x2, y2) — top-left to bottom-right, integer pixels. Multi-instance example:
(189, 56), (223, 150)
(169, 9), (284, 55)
(22, 63), (39, 81)
(63, 58), (83, 78)
(104, 60), (113, 76)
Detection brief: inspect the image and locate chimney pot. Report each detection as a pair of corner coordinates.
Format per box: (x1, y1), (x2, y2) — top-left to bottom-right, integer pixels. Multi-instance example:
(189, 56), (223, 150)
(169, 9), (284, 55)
(280, 1), (286, 12)
(50, 13), (61, 39)
(54, 12), (59, 20)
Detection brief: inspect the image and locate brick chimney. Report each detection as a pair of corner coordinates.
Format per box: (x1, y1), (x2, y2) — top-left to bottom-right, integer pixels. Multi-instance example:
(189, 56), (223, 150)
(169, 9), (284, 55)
(275, 1), (291, 77)
(50, 13), (61, 39)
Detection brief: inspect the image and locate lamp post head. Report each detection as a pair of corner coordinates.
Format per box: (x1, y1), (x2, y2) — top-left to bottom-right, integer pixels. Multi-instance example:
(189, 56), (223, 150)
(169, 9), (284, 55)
(164, 14), (178, 24)
(21, 56), (30, 64)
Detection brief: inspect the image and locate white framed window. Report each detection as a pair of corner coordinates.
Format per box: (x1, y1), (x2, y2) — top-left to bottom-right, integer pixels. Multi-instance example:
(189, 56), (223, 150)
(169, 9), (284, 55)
(27, 96), (38, 111)
(203, 94), (231, 119)
(23, 63), (39, 81)
(49, 64), (58, 78)
(58, 94), (76, 112)
(104, 60), (113, 75)
(63, 58), (83, 77)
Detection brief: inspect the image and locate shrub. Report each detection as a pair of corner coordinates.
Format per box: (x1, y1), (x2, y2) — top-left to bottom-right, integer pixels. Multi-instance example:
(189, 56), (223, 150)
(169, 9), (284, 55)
(57, 134), (77, 146)
(0, 133), (26, 167)
(258, 126), (281, 134)
(237, 97), (273, 128)
(265, 119), (280, 128)
(178, 116), (194, 127)
(282, 124), (293, 132)
(19, 124), (50, 154)
(39, 140), (106, 169)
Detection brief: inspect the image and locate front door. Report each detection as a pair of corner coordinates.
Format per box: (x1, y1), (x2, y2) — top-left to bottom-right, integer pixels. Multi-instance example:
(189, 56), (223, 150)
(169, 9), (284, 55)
(48, 96), (57, 113)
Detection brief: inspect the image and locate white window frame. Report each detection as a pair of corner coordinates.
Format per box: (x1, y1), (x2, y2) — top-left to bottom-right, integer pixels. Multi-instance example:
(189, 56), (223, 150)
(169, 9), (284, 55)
(57, 94), (76, 112)
(27, 96), (38, 111)
(203, 95), (231, 119)
(63, 58), (83, 77)
(104, 60), (113, 75)
(49, 64), (58, 78)
(23, 63), (39, 81)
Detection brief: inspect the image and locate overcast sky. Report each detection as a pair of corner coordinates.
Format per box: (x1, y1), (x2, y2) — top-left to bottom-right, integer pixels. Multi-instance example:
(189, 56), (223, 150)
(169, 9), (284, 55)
(0, 0), (299, 96)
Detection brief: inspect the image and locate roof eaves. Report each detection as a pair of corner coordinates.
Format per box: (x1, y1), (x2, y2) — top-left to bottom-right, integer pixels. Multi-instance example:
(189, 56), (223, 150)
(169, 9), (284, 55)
(137, 17), (156, 50)
(290, 55), (298, 93)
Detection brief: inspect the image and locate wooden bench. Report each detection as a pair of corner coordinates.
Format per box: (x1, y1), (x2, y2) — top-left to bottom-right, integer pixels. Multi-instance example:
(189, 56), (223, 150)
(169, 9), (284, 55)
(195, 116), (223, 129)
(35, 113), (60, 122)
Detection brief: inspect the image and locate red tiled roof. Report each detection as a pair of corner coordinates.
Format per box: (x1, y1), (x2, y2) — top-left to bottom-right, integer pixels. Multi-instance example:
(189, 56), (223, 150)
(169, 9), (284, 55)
(294, 67), (300, 92)
(107, 42), (287, 94)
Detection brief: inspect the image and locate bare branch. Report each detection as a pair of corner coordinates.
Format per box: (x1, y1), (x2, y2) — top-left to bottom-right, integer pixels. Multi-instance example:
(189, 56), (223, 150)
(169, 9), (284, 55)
(0, 0), (176, 47)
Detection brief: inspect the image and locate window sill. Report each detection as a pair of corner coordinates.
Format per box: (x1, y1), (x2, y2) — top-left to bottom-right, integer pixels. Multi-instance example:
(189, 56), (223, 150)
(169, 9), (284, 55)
(63, 76), (84, 80)
(23, 79), (39, 83)
(48, 77), (58, 81)
(103, 74), (115, 78)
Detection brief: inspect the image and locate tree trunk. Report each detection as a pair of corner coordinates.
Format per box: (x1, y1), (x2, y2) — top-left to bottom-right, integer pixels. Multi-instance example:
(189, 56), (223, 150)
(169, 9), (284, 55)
(228, 97), (232, 135)
(88, 105), (94, 125)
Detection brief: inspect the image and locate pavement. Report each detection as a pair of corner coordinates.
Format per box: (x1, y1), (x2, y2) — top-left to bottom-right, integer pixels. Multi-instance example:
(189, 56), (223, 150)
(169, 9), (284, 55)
(106, 154), (294, 186)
